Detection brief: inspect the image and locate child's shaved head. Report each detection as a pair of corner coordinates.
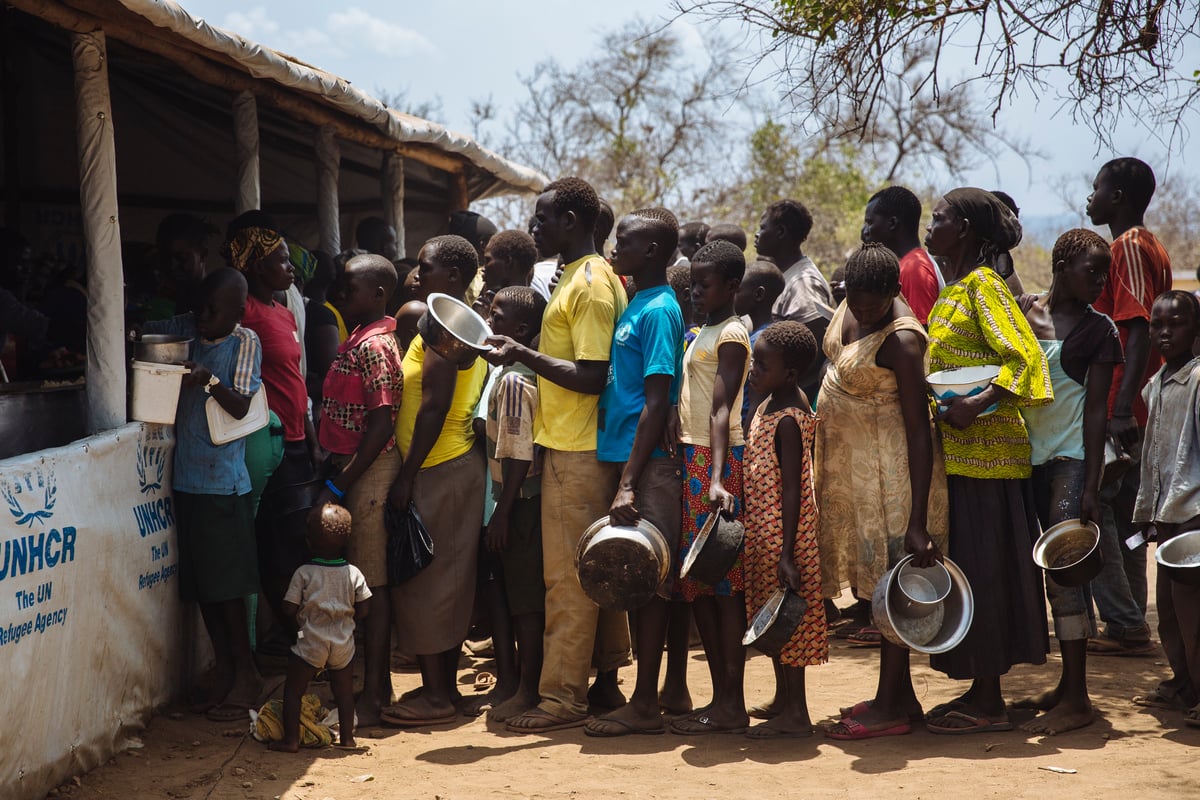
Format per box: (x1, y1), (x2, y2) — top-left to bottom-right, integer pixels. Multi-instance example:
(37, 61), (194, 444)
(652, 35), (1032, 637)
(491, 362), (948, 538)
(629, 207), (680, 255)
(345, 253), (398, 298)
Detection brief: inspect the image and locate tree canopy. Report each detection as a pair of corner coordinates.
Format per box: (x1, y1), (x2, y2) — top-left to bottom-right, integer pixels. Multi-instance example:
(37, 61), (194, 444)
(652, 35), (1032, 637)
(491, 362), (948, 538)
(675, 0), (1200, 145)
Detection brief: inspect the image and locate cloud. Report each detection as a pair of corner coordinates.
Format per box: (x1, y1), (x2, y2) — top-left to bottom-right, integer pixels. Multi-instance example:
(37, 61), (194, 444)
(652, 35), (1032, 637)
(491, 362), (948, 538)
(220, 6), (434, 60)
(328, 8), (435, 57)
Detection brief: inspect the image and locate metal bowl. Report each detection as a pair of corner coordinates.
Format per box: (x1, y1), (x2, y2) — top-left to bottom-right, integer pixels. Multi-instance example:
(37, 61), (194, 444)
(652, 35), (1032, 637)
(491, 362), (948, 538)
(1101, 436), (1132, 489)
(1032, 519), (1103, 587)
(1155, 530), (1200, 586)
(135, 334), (192, 364)
(575, 516), (671, 611)
(742, 589), (808, 656)
(680, 510), (744, 586)
(421, 292), (493, 364)
(872, 555), (974, 654)
(927, 364), (1001, 416)
(892, 560), (952, 618)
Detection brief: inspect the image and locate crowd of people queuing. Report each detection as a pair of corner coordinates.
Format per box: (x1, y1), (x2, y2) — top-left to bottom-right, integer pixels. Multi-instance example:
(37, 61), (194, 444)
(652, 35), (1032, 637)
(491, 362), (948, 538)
(130, 155), (1198, 750)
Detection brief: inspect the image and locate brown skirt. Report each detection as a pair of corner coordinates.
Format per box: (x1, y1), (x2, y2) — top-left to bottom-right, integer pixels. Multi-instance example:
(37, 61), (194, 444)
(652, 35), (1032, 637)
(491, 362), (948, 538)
(392, 448), (486, 655)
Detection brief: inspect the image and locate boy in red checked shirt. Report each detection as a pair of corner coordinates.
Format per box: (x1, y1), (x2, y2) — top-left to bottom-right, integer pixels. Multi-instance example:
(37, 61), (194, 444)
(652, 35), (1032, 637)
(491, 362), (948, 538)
(314, 254), (405, 727)
(1085, 157), (1172, 657)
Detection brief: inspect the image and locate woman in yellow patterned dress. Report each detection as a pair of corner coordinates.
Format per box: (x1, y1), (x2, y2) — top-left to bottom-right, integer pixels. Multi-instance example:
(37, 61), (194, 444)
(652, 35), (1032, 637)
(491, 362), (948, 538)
(742, 321), (827, 739)
(922, 188), (1053, 735)
(818, 243), (949, 740)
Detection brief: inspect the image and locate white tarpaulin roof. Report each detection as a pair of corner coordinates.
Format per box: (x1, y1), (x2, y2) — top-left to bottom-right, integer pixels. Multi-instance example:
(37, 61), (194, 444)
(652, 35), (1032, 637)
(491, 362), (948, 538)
(113, 0), (547, 199)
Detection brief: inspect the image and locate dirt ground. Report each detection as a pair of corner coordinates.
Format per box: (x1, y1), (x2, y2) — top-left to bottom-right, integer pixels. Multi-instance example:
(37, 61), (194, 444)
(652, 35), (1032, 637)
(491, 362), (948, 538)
(51, 573), (1197, 800)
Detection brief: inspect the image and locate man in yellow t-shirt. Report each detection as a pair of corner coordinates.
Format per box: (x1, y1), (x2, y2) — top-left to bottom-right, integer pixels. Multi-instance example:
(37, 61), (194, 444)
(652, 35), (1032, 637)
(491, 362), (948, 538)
(487, 177), (630, 731)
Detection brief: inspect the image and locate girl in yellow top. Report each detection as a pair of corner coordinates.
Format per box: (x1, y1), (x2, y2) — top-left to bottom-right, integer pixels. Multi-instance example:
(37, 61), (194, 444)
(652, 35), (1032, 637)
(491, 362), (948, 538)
(670, 240), (752, 736)
(383, 235), (488, 728)
(923, 188), (1053, 735)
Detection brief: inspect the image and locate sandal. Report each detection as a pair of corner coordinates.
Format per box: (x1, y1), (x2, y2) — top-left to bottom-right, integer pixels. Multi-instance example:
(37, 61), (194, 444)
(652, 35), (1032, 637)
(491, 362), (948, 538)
(927, 708), (1013, 736)
(1132, 688), (1188, 711)
(846, 627), (882, 647)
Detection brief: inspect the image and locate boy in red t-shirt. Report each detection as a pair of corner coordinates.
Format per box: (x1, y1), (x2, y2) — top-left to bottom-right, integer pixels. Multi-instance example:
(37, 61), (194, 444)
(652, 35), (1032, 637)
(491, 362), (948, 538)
(1084, 156), (1172, 656)
(861, 186), (942, 325)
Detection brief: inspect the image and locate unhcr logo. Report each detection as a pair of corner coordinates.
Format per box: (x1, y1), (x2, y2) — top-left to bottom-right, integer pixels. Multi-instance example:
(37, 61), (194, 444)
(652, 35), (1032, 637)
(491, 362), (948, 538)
(2, 469), (57, 528)
(136, 444), (167, 494)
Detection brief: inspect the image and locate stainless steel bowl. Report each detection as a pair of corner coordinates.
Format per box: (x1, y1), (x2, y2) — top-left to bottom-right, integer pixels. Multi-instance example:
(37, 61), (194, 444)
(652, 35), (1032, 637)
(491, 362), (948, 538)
(1155, 530), (1200, 586)
(1101, 436), (1132, 489)
(742, 588), (808, 656)
(680, 510), (744, 586)
(872, 555), (974, 654)
(135, 334), (192, 364)
(575, 516), (671, 611)
(1033, 519), (1103, 587)
(892, 560), (952, 618)
(421, 292), (493, 364)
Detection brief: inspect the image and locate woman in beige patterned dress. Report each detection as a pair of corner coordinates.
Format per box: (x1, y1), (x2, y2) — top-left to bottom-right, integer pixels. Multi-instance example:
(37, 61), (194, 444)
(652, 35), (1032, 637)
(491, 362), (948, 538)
(817, 243), (949, 739)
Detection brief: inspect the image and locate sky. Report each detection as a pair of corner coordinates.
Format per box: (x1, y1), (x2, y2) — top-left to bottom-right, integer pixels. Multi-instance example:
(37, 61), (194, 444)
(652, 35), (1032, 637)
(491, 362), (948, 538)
(180, 0), (1196, 221)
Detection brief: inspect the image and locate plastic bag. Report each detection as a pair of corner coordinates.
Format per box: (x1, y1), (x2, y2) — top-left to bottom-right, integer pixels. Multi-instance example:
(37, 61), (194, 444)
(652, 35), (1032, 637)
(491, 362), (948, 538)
(385, 501), (434, 585)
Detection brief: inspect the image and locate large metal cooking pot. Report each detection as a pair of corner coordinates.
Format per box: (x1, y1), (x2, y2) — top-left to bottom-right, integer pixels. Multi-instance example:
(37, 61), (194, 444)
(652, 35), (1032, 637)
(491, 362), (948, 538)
(1155, 530), (1200, 586)
(1032, 519), (1103, 587)
(575, 516), (670, 611)
(680, 509), (744, 586)
(135, 334), (192, 364)
(420, 292), (493, 364)
(742, 588), (808, 656)
(872, 555), (973, 654)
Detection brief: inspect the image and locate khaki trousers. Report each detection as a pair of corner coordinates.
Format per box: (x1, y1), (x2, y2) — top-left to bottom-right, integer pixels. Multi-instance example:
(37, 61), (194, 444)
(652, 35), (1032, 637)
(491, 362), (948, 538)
(538, 449), (628, 719)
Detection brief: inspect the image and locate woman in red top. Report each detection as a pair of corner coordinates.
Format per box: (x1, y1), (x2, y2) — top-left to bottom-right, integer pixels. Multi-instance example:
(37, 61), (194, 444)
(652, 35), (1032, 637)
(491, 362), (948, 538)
(227, 225), (320, 636)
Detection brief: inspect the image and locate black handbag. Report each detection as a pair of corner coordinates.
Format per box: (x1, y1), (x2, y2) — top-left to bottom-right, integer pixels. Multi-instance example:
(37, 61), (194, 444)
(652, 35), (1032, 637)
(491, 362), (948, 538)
(385, 501), (434, 585)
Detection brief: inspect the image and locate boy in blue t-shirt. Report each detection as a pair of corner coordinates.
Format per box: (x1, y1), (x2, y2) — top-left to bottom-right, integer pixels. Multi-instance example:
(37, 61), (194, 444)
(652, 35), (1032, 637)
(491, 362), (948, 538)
(587, 208), (685, 737)
(145, 269), (265, 721)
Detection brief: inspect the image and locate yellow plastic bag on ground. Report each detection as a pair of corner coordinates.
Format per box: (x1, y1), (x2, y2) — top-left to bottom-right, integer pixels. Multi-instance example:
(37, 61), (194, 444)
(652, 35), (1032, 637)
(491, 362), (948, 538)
(250, 694), (333, 748)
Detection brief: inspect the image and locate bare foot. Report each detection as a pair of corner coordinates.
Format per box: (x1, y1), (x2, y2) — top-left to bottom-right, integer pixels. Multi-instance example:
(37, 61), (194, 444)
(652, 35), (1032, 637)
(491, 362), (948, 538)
(487, 692), (539, 723)
(267, 740), (299, 753)
(381, 694), (457, 724)
(838, 698), (924, 721)
(585, 703), (665, 736)
(746, 714), (814, 738)
(1019, 701), (1095, 735)
(1012, 686), (1062, 711)
(587, 675), (627, 712)
(461, 683), (518, 717)
(658, 685), (693, 716)
(748, 698), (781, 720)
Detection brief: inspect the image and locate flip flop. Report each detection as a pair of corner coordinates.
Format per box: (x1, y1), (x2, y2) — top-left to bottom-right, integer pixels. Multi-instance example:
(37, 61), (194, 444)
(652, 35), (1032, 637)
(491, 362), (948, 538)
(745, 723), (816, 739)
(923, 698), (969, 721)
(927, 709), (1013, 736)
(473, 671), (497, 691)
(669, 714), (748, 736)
(1185, 707), (1200, 728)
(1087, 636), (1156, 656)
(826, 716), (912, 740)
(205, 702), (254, 722)
(380, 703), (458, 728)
(332, 743), (370, 752)
(747, 703), (781, 720)
(1132, 689), (1187, 711)
(840, 700), (925, 723)
(584, 716), (666, 737)
(505, 708), (588, 733)
(846, 627), (882, 647)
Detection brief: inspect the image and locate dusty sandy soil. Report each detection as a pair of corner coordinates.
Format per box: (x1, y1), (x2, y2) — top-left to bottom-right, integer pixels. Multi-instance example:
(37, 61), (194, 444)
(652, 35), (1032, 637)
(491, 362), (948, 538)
(49, 577), (1197, 800)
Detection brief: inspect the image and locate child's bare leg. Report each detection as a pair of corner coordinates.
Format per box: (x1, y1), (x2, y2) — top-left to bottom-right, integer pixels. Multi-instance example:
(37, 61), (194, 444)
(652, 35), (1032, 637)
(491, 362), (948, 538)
(329, 664), (358, 746)
(489, 612), (544, 722)
(749, 661), (784, 719)
(588, 596), (671, 734)
(463, 567), (518, 715)
(712, 593), (748, 725)
(198, 602), (235, 703)
(749, 663), (813, 737)
(356, 589), (391, 726)
(1020, 639), (1094, 734)
(689, 596), (722, 714)
(215, 598), (263, 707)
(659, 600), (693, 715)
(268, 655), (318, 752)
(831, 640), (919, 734)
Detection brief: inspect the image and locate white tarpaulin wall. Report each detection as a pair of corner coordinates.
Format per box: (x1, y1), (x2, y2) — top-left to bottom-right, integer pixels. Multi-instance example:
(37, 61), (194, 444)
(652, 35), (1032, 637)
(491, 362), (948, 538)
(0, 424), (183, 800)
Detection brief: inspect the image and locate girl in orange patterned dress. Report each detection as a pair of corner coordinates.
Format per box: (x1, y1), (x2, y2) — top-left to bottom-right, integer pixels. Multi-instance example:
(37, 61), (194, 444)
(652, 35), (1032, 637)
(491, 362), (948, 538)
(742, 321), (827, 738)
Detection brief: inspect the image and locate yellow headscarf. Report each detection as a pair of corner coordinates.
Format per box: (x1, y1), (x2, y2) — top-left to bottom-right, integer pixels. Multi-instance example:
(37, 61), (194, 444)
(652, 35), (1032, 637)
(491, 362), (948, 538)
(225, 226), (284, 273)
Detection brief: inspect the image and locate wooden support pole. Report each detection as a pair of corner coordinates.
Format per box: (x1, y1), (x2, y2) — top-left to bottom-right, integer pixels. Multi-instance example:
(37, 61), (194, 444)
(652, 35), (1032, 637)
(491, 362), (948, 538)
(232, 89), (260, 214)
(71, 28), (126, 432)
(315, 125), (341, 254)
(382, 152), (405, 258)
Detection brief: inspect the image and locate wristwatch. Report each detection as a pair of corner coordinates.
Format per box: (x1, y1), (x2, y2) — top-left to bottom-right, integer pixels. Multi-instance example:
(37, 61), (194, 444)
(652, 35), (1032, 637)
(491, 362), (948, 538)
(203, 375), (221, 394)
